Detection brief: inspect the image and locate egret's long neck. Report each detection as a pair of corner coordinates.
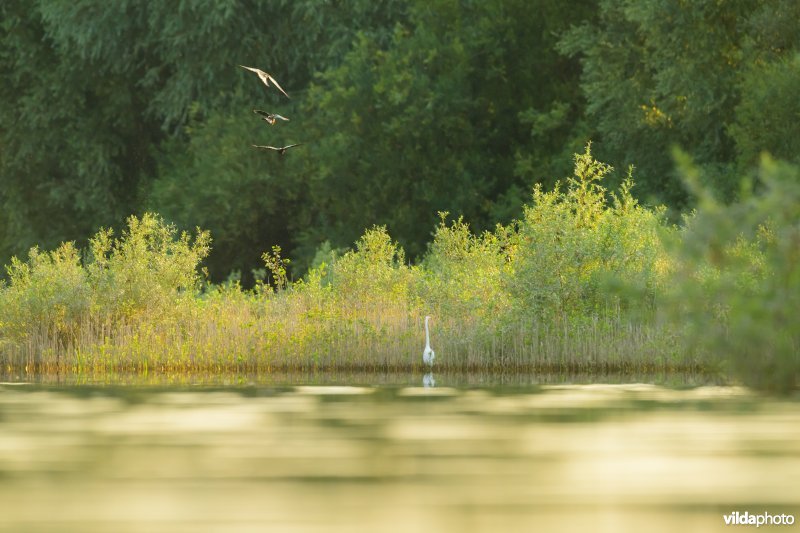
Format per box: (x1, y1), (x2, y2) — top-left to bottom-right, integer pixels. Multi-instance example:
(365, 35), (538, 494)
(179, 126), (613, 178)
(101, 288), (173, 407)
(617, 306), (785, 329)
(424, 317), (431, 347)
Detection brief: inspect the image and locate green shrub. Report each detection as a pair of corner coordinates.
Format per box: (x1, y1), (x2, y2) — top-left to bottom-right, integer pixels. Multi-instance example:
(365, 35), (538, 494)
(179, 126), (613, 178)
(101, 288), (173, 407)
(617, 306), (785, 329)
(0, 242), (89, 343)
(667, 152), (800, 392)
(329, 225), (416, 307)
(421, 213), (511, 323)
(0, 213), (210, 350)
(508, 144), (668, 320)
(87, 213), (211, 321)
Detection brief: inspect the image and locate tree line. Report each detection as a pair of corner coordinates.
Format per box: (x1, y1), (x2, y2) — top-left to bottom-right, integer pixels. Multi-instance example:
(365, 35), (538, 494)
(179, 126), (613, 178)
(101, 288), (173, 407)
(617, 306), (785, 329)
(2, 0), (798, 283)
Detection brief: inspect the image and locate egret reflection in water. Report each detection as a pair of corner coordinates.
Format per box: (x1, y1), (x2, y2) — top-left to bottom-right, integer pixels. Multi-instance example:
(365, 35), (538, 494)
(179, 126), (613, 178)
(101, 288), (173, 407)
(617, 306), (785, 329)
(423, 372), (436, 388)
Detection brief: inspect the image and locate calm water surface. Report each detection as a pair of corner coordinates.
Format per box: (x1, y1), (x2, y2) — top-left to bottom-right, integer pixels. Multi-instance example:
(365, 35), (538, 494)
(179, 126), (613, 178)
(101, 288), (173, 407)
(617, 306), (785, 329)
(0, 373), (798, 532)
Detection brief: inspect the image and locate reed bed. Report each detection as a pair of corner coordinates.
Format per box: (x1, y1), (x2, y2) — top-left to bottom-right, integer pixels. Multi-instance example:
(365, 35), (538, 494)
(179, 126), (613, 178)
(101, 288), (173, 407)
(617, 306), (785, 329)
(0, 307), (685, 375)
(2, 259), (684, 376)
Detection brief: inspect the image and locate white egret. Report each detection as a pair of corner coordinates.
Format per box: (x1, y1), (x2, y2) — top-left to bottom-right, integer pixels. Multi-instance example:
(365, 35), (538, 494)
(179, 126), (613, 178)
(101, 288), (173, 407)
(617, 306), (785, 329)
(422, 315), (435, 366)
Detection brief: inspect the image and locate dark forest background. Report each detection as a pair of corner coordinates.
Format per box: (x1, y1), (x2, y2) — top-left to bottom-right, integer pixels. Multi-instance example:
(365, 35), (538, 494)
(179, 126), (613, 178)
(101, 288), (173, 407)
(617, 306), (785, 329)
(2, 0), (799, 283)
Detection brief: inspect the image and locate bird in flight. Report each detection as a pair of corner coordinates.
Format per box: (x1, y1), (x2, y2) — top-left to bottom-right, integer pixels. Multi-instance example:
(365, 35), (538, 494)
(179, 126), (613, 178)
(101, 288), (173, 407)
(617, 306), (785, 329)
(239, 65), (290, 98)
(252, 143), (303, 155)
(253, 109), (290, 125)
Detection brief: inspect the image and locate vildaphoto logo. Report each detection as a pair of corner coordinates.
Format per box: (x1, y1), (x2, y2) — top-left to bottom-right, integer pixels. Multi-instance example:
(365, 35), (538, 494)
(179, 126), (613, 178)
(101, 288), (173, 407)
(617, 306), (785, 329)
(723, 511), (795, 527)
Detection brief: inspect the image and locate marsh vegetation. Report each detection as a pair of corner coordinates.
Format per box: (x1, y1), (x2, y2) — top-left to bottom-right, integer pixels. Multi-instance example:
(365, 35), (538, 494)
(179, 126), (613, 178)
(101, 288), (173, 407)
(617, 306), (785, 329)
(1, 147), (797, 391)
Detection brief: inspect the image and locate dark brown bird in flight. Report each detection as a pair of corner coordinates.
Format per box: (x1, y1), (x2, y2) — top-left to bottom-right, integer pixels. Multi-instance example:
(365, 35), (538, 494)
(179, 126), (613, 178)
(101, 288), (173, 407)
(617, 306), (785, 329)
(252, 143), (303, 155)
(239, 65), (290, 98)
(253, 109), (290, 125)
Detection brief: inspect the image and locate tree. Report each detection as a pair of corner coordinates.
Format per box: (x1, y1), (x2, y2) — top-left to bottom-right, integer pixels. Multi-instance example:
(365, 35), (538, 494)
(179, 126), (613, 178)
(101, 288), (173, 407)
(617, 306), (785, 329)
(730, 0), (800, 169)
(559, 0), (800, 207)
(0, 0), (407, 281)
(290, 0), (594, 267)
(1, 0), (161, 263)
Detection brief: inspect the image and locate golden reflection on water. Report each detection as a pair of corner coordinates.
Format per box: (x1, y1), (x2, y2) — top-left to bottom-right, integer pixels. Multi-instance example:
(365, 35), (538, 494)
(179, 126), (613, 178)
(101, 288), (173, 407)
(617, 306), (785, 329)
(0, 382), (798, 532)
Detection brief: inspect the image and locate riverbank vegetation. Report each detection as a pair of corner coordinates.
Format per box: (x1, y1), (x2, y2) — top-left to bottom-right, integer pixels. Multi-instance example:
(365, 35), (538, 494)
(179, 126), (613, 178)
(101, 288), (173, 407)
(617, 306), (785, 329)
(1, 1), (798, 391)
(1, 148), (797, 391)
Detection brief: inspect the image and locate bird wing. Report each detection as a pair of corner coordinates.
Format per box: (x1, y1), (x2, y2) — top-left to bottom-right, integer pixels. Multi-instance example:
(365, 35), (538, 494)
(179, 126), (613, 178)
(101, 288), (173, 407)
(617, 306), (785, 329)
(241, 66), (273, 90)
(252, 144), (279, 151)
(253, 109), (270, 118)
(266, 74), (290, 98)
(273, 114), (289, 121)
(240, 65), (290, 97)
(281, 143), (302, 150)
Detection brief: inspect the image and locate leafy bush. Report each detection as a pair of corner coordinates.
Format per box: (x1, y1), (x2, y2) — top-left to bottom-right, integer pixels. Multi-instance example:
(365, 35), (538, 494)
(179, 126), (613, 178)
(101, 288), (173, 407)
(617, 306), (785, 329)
(0, 242), (89, 343)
(87, 213), (210, 321)
(666, 153), (800, 392)
(0, 213), (210, 348)
(421, 213), (511, 322)
(329, 225), (415, 306)
(508, 144), (668, 320)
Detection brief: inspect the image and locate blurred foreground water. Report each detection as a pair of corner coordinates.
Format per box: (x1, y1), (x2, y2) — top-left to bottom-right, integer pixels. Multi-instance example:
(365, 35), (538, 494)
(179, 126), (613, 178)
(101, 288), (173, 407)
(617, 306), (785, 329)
(0, 374), (798, 532)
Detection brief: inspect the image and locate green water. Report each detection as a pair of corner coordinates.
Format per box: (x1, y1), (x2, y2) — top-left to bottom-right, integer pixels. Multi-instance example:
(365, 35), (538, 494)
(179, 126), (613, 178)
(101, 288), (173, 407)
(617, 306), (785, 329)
(0, 375), (798, 532)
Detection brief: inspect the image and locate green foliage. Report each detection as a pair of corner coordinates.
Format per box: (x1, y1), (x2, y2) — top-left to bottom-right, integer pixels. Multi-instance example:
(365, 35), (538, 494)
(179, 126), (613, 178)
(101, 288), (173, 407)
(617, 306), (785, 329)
(329, 226), (413, 304)
(729, 53), (800, 168)
(4, 0), (800, 287)
(262, 245), (291, 292)
(0, 243), (89, 342)
(149, 106), (300, 283)
(0, 214), (209, 346)
(509, 144), (667, 319)
(559, 0), (800, 204)
(276, 147), (675, 368)
(1, 149), (682, 373)
(0, 0), (408, 279)
(290, 0), (593, 265)
(421, 213), (511, 323)
(1, 0), (161, 261)
(666, 152), (800, 392)
(86, 213), (211, 321)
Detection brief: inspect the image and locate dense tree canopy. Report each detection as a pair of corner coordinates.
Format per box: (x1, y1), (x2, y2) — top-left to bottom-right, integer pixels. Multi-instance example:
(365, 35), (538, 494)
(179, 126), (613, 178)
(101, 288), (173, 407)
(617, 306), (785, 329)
(560, 0), (800, 205)
(288, 0), (593, 261)
(1, 0), (798, 282)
